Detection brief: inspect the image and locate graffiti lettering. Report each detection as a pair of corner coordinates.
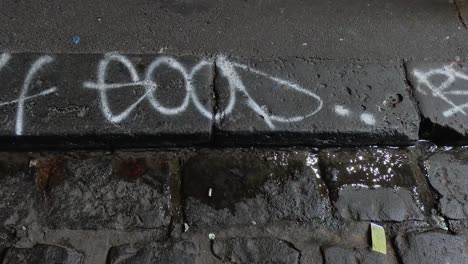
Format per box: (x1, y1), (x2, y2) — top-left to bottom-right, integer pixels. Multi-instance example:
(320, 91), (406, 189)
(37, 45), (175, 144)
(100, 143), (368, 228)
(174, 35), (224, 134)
(413, 64), (468, 117)
(83, 53), (324, 129)
(0, 52), (381, 136)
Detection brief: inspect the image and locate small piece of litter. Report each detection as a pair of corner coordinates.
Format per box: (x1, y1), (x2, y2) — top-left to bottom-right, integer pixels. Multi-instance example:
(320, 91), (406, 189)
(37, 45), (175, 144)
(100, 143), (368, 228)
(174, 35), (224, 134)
(208, 187), (213, 197)
(21, 226), (27, 231)
(371, 223), (386, 255)
(208, 233), (215, 240)
(431, 209), (448, 230)
(29, 160), (37, 167)
(72, 36), (80, 44)
(184, 223), (189, 232)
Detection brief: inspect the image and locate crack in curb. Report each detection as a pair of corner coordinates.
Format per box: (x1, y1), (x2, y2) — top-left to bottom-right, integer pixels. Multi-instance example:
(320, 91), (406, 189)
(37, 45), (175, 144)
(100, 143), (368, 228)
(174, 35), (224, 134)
(455, 0), (468, 29)
(401, 60), (425, 140)
(280, 239), (303, 264)
(210, 58), (220, 146)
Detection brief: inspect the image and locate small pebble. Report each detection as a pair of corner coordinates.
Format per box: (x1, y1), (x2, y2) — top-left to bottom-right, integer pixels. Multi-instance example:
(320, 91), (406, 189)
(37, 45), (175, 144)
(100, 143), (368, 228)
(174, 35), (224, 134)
(72, 36), (80, 44)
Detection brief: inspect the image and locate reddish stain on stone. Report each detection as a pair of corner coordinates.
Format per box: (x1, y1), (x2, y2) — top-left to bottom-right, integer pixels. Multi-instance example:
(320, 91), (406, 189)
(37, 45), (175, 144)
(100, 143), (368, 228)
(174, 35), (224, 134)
(34, 158), (59, 192)
(118, 158), (148, 179)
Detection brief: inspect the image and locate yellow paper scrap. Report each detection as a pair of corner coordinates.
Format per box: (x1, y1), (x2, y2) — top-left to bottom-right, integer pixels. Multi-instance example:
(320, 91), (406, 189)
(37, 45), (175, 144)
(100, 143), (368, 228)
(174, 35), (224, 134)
(371, 223), (386, 255)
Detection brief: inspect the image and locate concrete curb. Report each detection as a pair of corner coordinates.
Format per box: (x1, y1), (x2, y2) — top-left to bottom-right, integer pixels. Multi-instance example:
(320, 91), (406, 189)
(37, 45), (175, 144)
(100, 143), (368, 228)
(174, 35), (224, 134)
(3, 52), (467, 148)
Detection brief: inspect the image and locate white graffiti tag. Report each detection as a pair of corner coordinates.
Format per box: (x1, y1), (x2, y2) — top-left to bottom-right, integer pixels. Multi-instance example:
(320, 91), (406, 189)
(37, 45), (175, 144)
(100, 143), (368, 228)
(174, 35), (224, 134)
(218, 58), (323, 128)
(0, 52), (384, 135)
(83, 53), (214, 123)
(0, 53), (11, 70)
(413, 64), (468, 117)
(0, 53), (57, 135)
(83, 53), (323, 129)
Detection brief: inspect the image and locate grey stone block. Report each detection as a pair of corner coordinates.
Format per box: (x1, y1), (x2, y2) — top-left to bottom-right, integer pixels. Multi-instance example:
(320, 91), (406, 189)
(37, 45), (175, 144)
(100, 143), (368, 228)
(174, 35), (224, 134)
(335, 188), (425, 221)
(395, 232), (468, 264)
(300, 245), (324, 264)
(182, 149), (331, 226)
(323, 246), (387, 264)
(2, 244), (83, 264)
(107, 240), (198, 264)
(425, 149), (468, 220)
(214, 58), (419, 145)
(31, 152), (176, 230)
(212, 237), (299, 264)
(319, 148), (433, 221)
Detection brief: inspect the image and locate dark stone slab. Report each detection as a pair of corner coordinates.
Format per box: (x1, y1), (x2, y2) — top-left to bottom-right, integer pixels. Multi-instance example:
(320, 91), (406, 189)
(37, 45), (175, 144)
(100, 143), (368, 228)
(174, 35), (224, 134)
(319, 148), (433, 221)
(407, 62), (468, 143)
(395, 232), (468, 264)
(211, 237), (299, 264)
(3, 244), (83, 264)
(425, 149), (468, 220)
(322, 246), (387, 264)
(0, 53), (213, 148)
(107, 240), (198, 264)
(31, 152), (176, 230)
(181, 149), (331, 226)
(214, 58), (419, 146)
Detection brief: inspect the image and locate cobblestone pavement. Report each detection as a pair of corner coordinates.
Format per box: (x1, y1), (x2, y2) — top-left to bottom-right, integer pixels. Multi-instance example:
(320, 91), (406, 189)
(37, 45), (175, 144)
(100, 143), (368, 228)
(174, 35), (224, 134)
(0, 144), (466, 263)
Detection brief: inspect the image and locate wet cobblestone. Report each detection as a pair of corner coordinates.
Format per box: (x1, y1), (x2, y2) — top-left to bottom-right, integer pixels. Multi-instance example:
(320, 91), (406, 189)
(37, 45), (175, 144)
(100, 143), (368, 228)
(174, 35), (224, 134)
(0, 146), (465, 263)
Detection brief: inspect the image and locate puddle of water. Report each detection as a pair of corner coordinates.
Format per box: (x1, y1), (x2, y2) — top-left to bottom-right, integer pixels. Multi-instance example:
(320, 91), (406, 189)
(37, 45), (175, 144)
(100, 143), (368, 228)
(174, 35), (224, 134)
(181, 150), (306, 211)
(319, 148), (433, 213)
